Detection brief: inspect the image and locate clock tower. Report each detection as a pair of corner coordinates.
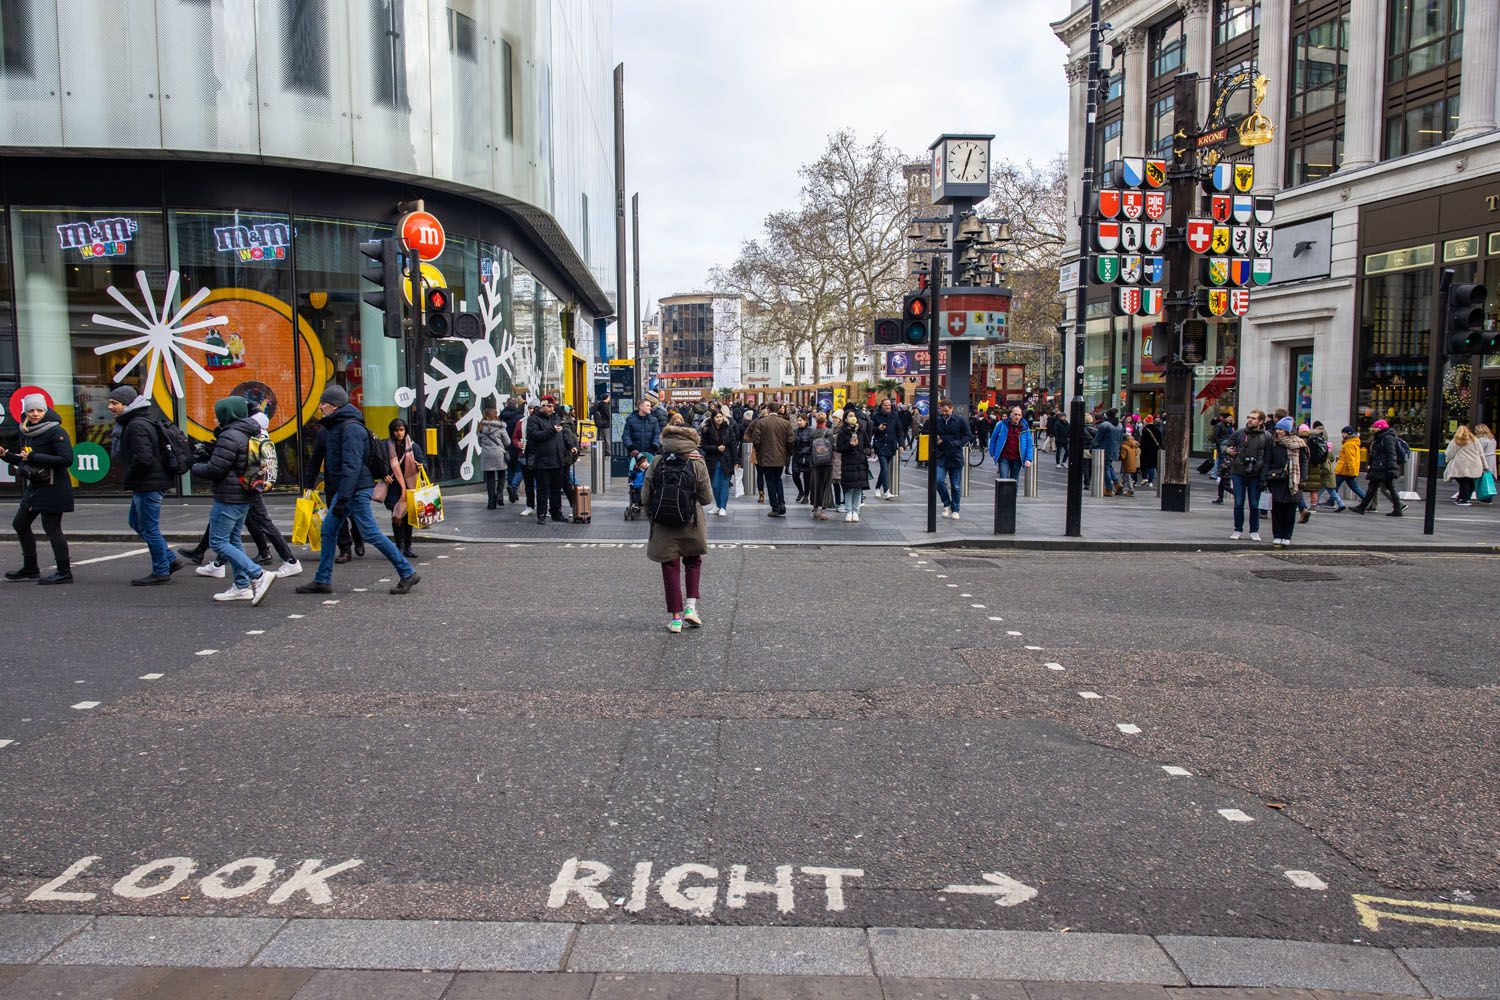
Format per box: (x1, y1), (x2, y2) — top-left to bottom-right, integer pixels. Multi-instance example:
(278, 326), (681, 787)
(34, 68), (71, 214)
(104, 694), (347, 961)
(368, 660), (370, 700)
(928, 133), (994, 205)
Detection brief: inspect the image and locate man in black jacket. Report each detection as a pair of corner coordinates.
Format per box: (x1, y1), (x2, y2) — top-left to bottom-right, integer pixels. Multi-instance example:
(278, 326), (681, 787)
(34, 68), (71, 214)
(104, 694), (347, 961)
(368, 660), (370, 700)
(526, 395), (569, 524)
(189, 395), (276, 605)
(107, 385), (186, 586)
(296, 385), (419, 594)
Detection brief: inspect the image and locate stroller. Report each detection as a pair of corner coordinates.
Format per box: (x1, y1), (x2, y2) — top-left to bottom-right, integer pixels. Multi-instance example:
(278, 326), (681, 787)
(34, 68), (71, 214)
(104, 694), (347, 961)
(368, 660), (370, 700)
(624, 453), (651, 521)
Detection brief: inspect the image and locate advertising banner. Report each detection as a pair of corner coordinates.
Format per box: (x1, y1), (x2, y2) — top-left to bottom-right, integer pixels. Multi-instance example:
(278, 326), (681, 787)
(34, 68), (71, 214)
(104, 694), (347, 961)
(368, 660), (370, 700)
(609, 360), (635, 477)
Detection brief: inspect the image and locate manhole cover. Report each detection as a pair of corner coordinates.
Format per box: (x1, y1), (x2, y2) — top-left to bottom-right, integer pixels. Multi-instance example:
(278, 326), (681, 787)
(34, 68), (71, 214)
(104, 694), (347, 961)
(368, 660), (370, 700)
(936, 557), (1002, 568)
(1270, 552), (1400, 567)
(1251, 568), (1341, 582)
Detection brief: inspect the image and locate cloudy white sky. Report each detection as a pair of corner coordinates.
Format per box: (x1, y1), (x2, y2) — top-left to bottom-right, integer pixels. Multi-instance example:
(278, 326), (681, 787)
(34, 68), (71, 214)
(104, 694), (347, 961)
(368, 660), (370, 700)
(614, 1), (1073, 321)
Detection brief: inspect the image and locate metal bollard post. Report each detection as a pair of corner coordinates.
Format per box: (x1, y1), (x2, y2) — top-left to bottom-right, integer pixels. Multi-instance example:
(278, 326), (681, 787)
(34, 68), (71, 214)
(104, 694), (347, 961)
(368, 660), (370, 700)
(962, 446), (972, 499)
(994, 478), (1017, 534)
(1091, 450), (1105, 498)
(591, 442), (601, 494)
(889, 454), (901, 498)
(1023, 460), (1038, 498)
(742, 444), (754, 497)
(1399, 450), (1421, 501)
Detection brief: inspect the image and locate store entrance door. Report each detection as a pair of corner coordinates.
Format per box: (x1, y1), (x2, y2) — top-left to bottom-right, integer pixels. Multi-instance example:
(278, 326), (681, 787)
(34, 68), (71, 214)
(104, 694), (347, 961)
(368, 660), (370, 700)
(1480, 377), (1500, 431)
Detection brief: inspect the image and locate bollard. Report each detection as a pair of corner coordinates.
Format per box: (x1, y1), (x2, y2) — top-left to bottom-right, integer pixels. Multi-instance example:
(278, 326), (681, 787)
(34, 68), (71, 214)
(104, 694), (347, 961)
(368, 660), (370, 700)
(591, 442), (602, 494)
(1091, 449), (1105, 498)
(741, 444), (754, 497)
(888, 453), (901, 498)
(1023, 460), (1038, 498)
(1399, 449), (1421, 501)
(962, 446), (972, 499)
(994, 478), (1017, 534)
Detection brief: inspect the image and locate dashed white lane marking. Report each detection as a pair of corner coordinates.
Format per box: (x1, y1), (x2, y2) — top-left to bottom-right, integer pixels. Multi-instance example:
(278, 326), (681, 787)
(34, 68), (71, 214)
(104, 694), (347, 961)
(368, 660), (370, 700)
(352, 588), (368, 593)
(1024, 645), (1043, 651)
(1006, 630), (1022, 636)
(971, 604), (986, 609)
(935, 574), (947, 578)
(73, 680), (84, 684)
(0, 740), (14, 749)
(960, 592), (973, 597)
(195, 649), (218, 657)
(988, 616), (1004, 622)
(1078, 691), (1102, 700)
(924, 569), (934, 572)
(437, 555), (450, 559)
(1284, 870), (1327, 890)
(322, 600), (340, 605)
(1161, 765), (1192, 776)
(139, 674), (164, 681)
(287, 614), (305, 620)
(245, 630), (264, 636)
(1117, 723), (1142, 734)
(1218, 808), (1254, 822)
(946, 584), (958, 588)
(908, 553), (919, 558)
(917, 561), (927, 565)
(1045, 663), (1065, 671)
(378, 578), (391, 583)
(70, 548), (148, 567)
(71, 702), (100, 711)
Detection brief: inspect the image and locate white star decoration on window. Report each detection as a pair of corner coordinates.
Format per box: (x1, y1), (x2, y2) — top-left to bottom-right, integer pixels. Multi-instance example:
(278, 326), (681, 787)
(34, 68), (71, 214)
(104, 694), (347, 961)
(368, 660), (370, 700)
(413, 286), (507, 480)
(92, 270), (228, 398)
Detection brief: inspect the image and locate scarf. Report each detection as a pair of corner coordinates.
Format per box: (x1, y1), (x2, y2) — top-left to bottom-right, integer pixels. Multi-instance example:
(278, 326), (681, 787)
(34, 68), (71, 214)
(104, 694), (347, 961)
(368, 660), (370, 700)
(22, 417), (59, 438)
(1281, 435), (1306, 493)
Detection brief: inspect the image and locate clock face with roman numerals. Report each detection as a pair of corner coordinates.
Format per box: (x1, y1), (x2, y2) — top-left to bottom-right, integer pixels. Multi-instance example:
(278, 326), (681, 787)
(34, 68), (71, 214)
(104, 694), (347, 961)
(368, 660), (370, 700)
(946, 140), (988, 183)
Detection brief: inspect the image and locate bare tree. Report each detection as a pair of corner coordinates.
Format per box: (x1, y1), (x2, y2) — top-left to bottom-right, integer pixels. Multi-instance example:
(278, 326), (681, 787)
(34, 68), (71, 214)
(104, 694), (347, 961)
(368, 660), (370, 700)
(982, 155), (1069, 378)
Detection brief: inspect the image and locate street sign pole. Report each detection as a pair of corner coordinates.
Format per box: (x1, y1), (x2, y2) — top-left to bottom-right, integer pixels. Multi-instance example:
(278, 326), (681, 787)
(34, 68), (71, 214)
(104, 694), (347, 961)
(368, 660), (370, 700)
(1161, 71), (1200, 513)
(1424, 268), (1454, 535)
(928, 252), (942, 533)
(1066, 0), (1104, 537)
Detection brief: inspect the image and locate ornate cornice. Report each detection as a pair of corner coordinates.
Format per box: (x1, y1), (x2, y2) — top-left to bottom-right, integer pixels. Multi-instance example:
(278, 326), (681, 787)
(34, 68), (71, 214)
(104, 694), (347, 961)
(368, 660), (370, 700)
(1119, 27), (1148, 52)
(1064, 57), (1090, 83)
(1177, 0), (1210, 15)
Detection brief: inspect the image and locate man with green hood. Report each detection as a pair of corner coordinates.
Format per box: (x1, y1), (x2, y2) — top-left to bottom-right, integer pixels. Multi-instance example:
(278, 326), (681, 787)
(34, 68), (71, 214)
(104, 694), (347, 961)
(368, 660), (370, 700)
(189, 394), (276, 605)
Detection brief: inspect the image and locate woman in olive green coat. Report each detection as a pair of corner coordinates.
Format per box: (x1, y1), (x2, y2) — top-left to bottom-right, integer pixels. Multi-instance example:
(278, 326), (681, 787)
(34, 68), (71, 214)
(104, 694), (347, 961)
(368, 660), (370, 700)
(642, 420), (714, 633)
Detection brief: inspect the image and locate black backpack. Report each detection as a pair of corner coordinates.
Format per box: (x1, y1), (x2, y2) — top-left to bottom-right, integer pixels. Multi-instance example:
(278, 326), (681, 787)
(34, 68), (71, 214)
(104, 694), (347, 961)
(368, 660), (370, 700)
(647, 453), (698, 528)
(363, 427), (392, 481)
(152, 418), (194, 476)
(1306, 434), (1329, 464)
(810, 433), (834, 466)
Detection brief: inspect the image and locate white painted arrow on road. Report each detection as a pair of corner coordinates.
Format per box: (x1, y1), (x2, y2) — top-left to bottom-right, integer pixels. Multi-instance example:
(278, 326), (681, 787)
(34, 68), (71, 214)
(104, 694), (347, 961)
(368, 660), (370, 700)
(942, 872), (1038, 907)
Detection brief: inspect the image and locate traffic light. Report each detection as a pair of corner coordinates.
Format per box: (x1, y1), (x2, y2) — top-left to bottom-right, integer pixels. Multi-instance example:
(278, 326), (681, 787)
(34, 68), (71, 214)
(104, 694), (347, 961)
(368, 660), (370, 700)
(425, 286), (453, 338)
(1150, 322), (1176, 365)
(872, 316), (902, 346)
(1445, 282), (1490, 355)
(902, 292), (929, 345)
(1181, 320), (1208, 364)
(451, 311), (484, 339)
(359, 237), (404, 340)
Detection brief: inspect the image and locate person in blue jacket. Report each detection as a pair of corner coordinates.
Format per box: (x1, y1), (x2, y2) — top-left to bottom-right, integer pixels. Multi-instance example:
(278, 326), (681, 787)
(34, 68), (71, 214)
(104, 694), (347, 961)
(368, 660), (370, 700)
(932, 399), (970, 520)
(987, 405), (1035, 481)
(1092, 408), (1125, 495)
(621, 399), (662, 459)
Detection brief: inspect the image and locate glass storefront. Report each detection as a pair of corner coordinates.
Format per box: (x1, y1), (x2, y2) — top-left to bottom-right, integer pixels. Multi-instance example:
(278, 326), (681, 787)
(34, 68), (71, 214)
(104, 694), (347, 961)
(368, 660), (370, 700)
(1357, 262), (1431, 442)
(1, 204), (571, 495)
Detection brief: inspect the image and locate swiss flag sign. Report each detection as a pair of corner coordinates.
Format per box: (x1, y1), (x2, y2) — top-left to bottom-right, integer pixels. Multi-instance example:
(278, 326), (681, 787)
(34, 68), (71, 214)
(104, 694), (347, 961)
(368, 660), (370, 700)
(947, 313), (967, 336)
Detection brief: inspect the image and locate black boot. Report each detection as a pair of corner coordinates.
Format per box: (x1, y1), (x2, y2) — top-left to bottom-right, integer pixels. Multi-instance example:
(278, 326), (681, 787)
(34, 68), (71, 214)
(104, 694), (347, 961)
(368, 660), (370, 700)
(39, 570), (73, 585)
(5, 566), (40, 581)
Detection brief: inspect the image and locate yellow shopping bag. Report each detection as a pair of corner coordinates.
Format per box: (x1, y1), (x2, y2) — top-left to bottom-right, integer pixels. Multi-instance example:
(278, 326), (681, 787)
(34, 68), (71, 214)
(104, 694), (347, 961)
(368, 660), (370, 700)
(405, 468), (444, 529)
(292, 489), (326, 551)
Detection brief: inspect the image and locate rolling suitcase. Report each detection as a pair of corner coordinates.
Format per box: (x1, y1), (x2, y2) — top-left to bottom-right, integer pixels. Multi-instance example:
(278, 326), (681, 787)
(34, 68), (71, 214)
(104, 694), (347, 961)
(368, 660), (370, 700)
(573, 485), (592, 523)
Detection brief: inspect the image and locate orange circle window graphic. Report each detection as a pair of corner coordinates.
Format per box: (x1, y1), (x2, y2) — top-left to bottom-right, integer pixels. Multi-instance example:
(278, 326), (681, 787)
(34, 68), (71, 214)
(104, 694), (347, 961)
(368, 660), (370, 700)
(156, 289), (331, 444)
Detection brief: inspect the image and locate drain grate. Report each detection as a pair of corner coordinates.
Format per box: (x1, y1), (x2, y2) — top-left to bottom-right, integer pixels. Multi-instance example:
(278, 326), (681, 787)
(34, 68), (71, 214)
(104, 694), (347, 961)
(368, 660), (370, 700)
(1252, 568), (1341, 582)
(1270, 552), (1400, 567)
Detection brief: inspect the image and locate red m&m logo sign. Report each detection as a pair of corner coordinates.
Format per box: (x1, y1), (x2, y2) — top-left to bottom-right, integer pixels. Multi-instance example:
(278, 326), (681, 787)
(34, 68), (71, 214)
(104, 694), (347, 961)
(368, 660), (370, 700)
(400, 211), (446, 262)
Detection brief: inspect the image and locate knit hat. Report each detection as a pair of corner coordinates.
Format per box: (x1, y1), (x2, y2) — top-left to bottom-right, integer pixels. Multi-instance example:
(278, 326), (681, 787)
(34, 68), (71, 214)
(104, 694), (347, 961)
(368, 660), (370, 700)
(108, 385), (138, 405)
(1372, 419), (1390, 430)
(1275, 416), (1295, 432)
(20, 392), (47, 412)
(319, 384), (349, 407)
(214, 395), (249, 425)
(1298, 423), (1311, 433)
(1342, 425), (1356, 435)
(251, 411), (270, 432)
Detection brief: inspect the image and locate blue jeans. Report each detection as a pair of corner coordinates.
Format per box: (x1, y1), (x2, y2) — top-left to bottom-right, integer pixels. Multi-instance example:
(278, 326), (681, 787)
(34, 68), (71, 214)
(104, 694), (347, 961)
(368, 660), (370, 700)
(1335, 474), (1366, 501)
(875, 453), (893, 491)
(846, 487), (864, 514)
(1231, 474), (1262, 533)
(997, 458), (1024, 481)
(1101, 457), (1119, 492)
(711, 466), (731, 510)
(508, 464), (524, 490)
(316, 488), (414, 584)
(935, 462), (963, 513)
(129, 490), (171, 576)
(209, 501), (263, 590)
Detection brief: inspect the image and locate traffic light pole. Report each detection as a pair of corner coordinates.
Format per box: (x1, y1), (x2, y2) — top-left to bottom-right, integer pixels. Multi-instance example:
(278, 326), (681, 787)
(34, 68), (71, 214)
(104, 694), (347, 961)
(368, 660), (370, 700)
(1160, 71), (1200, 513)
(409, 250), (427, 446)
(928, 252), (942, 534)
(1065, 0), (1104, 537)
(1424, 268), (1454, 536)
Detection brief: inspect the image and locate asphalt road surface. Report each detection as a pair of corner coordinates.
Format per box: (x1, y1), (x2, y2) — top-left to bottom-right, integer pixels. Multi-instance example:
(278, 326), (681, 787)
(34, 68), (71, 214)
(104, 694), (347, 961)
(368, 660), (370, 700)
(1, 538), (1496, 951)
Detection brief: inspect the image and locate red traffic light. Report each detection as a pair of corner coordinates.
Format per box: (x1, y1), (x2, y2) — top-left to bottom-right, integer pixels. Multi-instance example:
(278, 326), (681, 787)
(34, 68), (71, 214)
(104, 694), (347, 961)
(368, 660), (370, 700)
(909, 297), (927, 317)
(426, 288), (449, 311)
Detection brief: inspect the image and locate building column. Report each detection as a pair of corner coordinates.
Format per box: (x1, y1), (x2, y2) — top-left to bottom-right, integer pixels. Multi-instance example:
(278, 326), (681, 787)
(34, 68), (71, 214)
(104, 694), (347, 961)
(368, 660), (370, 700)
(1181, 0), (1212, 78)
(1066, 56), (1088, 256)
(1251, 0), (1290, 193)
(1121, 29), (1149, 155)
(1341, 0), (1388, 169)
(1453, 0), (1500, 139)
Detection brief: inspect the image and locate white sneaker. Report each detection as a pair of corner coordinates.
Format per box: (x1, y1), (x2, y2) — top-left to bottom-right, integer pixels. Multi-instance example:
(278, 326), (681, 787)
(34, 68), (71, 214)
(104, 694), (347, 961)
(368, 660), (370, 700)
(950, 511), (960, 521)
(196, 562), (226, 578)
(276, 559), (303, 578)
(845, 512), (854, 522)
(941, 507), (952, 518)
(851, 512), (860, 523)
(520, 507), (534, 516)
(715, 507), (728, 517)
(1250, 532), (1262, 542)
(885, 492), (898, 500)
(1229, 531), (1242, 540)
(250, 569), (275, 606)
(213, 584), (253, 602)
(682, 604), (703, 627)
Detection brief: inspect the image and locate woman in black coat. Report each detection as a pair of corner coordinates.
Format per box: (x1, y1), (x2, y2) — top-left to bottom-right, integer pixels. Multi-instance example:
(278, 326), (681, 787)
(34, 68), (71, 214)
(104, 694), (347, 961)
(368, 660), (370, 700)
(698, 409), (738, 515)
(2, 398), (75, 584)
(791, 413), (813, 503)
(835, 411), (870, 522)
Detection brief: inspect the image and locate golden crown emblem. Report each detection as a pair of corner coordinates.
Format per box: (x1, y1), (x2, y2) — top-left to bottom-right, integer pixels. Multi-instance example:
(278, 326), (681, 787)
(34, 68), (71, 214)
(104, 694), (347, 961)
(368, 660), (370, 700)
(1238, 76), (1276, 146)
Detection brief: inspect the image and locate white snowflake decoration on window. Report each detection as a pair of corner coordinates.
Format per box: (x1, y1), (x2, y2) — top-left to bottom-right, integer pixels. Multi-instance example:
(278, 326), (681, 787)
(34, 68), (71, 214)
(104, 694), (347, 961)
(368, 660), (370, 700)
(91, 270), (229, 398)
(416, 287), (508, 480)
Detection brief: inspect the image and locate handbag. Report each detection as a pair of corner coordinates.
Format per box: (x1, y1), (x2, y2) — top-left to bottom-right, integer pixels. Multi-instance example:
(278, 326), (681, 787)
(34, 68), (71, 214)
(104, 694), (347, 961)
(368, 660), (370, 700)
(1196, 457), (1215, 475)
(1478, 470), (1497, 501)
(291, 489), (325, 552)
(405, 468), (445, 529)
